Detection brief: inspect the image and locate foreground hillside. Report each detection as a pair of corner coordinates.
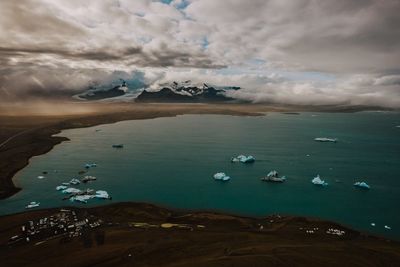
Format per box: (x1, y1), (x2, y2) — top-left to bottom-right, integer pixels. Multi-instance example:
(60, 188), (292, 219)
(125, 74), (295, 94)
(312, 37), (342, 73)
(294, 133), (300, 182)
(0, 202), (399, 267)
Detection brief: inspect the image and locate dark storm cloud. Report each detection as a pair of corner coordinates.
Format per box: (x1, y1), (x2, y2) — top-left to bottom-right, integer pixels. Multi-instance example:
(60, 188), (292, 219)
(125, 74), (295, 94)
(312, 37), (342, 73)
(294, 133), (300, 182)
(0, 46), (143, 62)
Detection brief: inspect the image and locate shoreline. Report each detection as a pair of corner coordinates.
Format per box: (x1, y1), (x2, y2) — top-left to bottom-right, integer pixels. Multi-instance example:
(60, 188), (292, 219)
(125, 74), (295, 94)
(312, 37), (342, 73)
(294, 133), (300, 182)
(1, 202), (399, 266)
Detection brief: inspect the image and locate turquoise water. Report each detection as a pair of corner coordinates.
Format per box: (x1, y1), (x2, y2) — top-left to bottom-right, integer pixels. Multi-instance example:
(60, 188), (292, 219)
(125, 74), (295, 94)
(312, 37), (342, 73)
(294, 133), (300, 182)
(1, 112), (400, 239)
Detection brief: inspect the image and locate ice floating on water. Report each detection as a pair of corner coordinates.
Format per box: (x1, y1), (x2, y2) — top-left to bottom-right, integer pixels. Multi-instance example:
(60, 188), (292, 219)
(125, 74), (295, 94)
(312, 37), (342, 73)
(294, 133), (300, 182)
(69, 190), (111, 203)
(70, 195), (94, 203)
(82, 175), (97, 183)
(213, 172), (231, 181)
(62, 187), (81, 194)
(311, 175), (328, 186)
(69, 178), (81, 185)
(95, 190), (110, 199)
(56, 185), (68, 191)
(261, 170), (286, 182)
(314, 137), (337, 143)
(231, 155), (255, 163)
(354, 181), (370, 189)
(384, 225), (392, 230)
(84, 163), (97, 169)
(371, 223), (376, 227)
(25, 201), (40, 209)
(37, 176), (45, 179)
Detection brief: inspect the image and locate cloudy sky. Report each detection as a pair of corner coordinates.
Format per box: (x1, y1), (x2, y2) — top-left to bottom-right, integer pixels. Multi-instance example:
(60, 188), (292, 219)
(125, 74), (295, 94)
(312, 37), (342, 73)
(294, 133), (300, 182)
(0, 0), (399, 107)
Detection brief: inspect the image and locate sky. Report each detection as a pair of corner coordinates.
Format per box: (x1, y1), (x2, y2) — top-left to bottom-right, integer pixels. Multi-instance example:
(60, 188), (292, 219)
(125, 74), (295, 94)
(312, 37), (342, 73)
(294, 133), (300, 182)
(0, 0), (399, 107)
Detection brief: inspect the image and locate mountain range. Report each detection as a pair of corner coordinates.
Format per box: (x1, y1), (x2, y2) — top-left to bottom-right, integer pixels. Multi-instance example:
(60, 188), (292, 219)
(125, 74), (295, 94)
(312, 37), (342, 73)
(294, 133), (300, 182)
(135, 81), (239, 103)
(77, 80), (240, 102)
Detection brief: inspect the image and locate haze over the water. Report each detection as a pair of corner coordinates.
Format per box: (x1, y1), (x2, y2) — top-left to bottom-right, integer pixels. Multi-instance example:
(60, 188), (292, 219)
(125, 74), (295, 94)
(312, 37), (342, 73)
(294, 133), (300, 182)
(0, 0), (399, 108)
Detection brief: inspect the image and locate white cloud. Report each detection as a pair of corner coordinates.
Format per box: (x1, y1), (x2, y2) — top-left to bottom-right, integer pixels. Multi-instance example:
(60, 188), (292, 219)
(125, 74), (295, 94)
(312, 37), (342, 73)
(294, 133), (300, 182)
(0, 0), (399, 107)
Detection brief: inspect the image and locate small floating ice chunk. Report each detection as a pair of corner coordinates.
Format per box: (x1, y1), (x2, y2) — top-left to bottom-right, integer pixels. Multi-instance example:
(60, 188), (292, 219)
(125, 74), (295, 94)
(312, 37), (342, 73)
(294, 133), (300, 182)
(82, 175), (97, 183)
(84, 163), (97, 169)
(25, 201), (40, 209)
(37, 176), (45, 179)
(56, 185), (68, 191)
(314, 137), (337, 143)
(95, 190), (110, 199)
(70, 195), (94, 203)
(384, 225), (392, 230)
(311, 175), (328, 186)
(371, 223), (376, 227)
(214, 172), (225, 180)
(354, 181), (370, 189)
(62, 187), (81, 194)
(261, 170), (286, 182)
(213, 172), (231, 181)
(231, 155), (255, 163)
(69, 178), (81, 185)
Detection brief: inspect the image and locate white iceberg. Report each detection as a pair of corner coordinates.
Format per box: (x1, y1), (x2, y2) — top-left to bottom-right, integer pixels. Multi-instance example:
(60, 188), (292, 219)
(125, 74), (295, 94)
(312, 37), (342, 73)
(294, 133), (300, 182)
(95, 190), (110, 199)
(62, 187), (82, 194)
(37, 176), (45, 179)
(69, 178), (81, 185)
(261, 170), (286, 182)
(314, 137), (337, 143)
(311, 175), (328, 186)
(82, 175), (97, 183)
(70, 195), (94, 203)
(354, 181), (370, 189)
(231, 155), (255, 163)
(56, 185), (68, 191)
(25, 201), (40, 209)
(384, 225), (392, 230)
(213, 172), (231, 181)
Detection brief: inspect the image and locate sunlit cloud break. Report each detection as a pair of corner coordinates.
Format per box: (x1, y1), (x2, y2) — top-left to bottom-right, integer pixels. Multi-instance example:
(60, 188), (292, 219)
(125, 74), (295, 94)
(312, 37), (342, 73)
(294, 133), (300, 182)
(0, 0), (399, 107)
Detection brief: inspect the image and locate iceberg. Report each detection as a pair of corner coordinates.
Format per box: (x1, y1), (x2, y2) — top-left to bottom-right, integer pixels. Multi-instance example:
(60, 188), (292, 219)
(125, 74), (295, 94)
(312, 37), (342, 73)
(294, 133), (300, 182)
(37, 175), (45, 179)
(231, 155), (255, 163)
(95, 190), (110, 199)
(25, 201), (40, 209)
(70, 195), (94, 203)
(354, 181), (370, 189)
(314, 137), (337, 143)
(62, 187), (82, 194)
(213, 172), (231, 181)
(82, 175), (97, 183)
(384, 225), (392, 230)
(56, 185), (68, 191)
(311, 175), (328, 186)
(84, 163), (97, 169)
(69, 178), (81, 185)
(261, 170), (286, 182)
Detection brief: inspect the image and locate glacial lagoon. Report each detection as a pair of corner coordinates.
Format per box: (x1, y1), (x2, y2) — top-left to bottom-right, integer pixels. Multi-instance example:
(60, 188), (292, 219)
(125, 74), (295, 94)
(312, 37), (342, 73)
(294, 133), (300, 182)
(1, 112), (399, 239)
